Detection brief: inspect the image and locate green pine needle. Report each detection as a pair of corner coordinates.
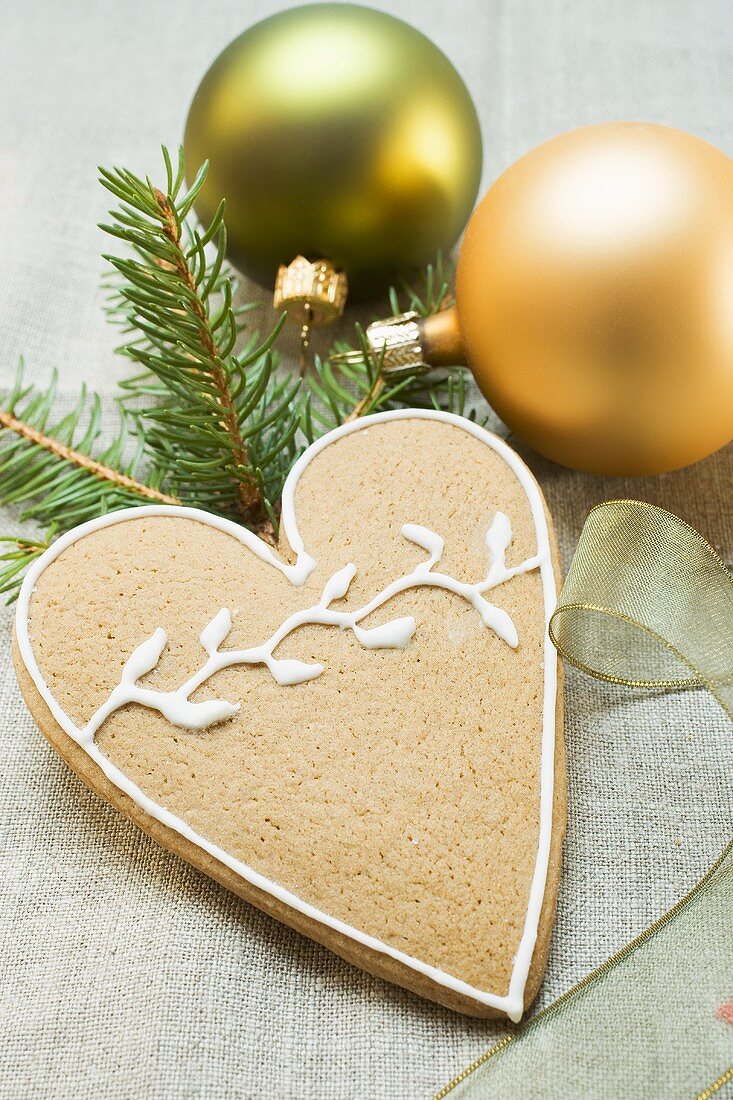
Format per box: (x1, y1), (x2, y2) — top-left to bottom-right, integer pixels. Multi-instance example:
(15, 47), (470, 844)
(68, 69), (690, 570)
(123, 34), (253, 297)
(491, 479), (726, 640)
(387, 251), (454, 318)
(0, 538), (51, 603)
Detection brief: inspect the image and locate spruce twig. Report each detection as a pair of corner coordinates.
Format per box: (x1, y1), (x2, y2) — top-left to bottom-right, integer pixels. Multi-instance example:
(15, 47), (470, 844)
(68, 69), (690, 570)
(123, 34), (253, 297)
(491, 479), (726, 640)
(100, 147), (300, 541)
(343, 375), (385, 423)
(0, 410), (179, 505)
(151, 184), (259, 516)
(342, 338), (389, 423)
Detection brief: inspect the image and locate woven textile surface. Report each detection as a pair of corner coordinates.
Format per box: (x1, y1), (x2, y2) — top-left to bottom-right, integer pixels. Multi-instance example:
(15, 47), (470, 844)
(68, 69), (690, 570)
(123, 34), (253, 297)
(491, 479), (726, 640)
(1, 1), (732, 1097)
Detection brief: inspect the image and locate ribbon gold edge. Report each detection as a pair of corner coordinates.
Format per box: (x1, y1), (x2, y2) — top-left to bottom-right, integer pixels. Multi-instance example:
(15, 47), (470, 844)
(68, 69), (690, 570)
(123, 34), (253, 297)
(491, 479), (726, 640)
(696, 1067), (733, 1100)
(549, 602), (702, 690)
(583, 498), (733, 577)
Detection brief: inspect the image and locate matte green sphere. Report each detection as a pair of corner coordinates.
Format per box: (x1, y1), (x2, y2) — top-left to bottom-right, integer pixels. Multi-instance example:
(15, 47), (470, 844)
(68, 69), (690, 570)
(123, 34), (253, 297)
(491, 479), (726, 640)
(184, 3), (483, 294)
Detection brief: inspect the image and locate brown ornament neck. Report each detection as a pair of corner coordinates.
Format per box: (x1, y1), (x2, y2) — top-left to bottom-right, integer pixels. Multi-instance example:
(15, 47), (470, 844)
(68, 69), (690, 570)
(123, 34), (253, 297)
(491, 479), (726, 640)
(416, 306), (466, 367)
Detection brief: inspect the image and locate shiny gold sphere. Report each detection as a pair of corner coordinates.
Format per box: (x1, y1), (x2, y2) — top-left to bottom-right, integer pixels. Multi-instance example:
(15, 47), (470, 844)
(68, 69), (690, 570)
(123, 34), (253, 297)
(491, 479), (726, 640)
(184, 3), (482, 295)
(456, 122), (733, 475)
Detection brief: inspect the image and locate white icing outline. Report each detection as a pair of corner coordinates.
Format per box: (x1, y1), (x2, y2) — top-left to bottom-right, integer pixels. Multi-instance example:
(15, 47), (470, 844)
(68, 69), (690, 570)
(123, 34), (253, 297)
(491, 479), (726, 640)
(15, 409), (557, 1021)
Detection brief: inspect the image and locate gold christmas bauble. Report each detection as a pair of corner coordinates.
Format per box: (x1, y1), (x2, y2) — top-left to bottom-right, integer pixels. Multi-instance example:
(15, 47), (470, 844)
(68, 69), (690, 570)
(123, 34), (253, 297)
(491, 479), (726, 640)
(184, 3), (482, 296)
(456, 122), (733, 475)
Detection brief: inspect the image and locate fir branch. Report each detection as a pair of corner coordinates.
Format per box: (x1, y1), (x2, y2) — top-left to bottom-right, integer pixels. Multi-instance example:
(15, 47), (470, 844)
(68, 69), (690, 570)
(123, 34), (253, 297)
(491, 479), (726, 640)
(0, 410), (178, 505)
(152, 184), (256, 510)
(100, 147), (300, 539)
(305, 253), (470, 436)
(0, 366), (177, 601)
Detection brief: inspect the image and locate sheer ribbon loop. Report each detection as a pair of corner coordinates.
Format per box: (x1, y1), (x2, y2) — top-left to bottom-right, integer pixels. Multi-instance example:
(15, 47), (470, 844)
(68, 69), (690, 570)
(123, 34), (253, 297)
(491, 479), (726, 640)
(550, 500), (733, 718)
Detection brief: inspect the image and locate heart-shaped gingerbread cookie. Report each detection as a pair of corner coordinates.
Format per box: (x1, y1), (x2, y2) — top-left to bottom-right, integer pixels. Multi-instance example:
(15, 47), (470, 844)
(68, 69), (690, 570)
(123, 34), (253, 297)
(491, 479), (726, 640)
(14, 410), (564, 1019)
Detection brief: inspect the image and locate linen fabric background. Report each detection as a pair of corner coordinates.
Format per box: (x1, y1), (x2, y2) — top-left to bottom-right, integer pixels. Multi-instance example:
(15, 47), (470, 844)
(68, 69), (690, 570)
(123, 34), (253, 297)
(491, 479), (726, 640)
(1, 1), (732, 1097)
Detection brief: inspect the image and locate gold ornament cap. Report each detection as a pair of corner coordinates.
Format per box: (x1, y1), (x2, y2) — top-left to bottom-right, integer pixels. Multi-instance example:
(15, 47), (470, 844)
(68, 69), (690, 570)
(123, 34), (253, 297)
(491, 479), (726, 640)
(363, 312), (426, 373)
(274, 256), (348, 327)
(333, 307), (465, 377)
(330, 312), (426, 377)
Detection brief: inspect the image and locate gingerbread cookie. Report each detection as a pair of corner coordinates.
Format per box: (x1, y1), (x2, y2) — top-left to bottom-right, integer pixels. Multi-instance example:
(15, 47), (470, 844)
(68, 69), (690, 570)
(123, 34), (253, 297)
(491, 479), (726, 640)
(13, 410), (564, 1019)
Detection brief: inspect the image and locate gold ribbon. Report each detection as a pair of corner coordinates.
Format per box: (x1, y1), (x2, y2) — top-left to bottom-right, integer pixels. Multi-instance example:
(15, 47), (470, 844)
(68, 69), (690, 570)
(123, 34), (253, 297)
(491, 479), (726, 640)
(549, 500), (733, 719)
(438, 500), (733, 1099)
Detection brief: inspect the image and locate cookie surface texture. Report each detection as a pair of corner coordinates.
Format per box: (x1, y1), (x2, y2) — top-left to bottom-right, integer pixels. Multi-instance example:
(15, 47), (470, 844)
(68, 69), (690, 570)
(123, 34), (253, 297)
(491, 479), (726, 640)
(14, 410), (565, 1019)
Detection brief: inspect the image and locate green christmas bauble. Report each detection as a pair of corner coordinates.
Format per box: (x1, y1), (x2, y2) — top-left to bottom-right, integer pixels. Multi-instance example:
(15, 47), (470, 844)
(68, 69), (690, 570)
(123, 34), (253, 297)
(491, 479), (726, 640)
(184, 3), (483, 295)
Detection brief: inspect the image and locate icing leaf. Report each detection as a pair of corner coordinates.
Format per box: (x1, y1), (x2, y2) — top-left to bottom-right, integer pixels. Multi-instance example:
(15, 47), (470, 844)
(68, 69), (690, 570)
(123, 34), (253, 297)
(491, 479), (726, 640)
(475, 598), (519, 648)
(354, 616), (416, 649)
(200, 608), (233, 654)
(485, 512), (513, 584)
(268, 658), (324, 686)
(486, 512), (512, 556)
(402, 524), (445, 567)
(121, 628), (167, 684)
(320, 563), (357, 605)
(157, 696), (239, 730)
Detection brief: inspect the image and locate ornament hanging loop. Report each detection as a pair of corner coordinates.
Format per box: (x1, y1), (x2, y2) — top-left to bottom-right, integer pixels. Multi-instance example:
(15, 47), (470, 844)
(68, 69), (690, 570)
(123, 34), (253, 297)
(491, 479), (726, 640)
(298, 304), (313, 377)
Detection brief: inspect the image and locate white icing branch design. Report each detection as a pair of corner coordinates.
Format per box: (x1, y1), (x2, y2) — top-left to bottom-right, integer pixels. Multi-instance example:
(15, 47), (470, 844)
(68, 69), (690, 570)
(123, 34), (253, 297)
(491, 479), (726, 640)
(81, 513), (542, 742)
